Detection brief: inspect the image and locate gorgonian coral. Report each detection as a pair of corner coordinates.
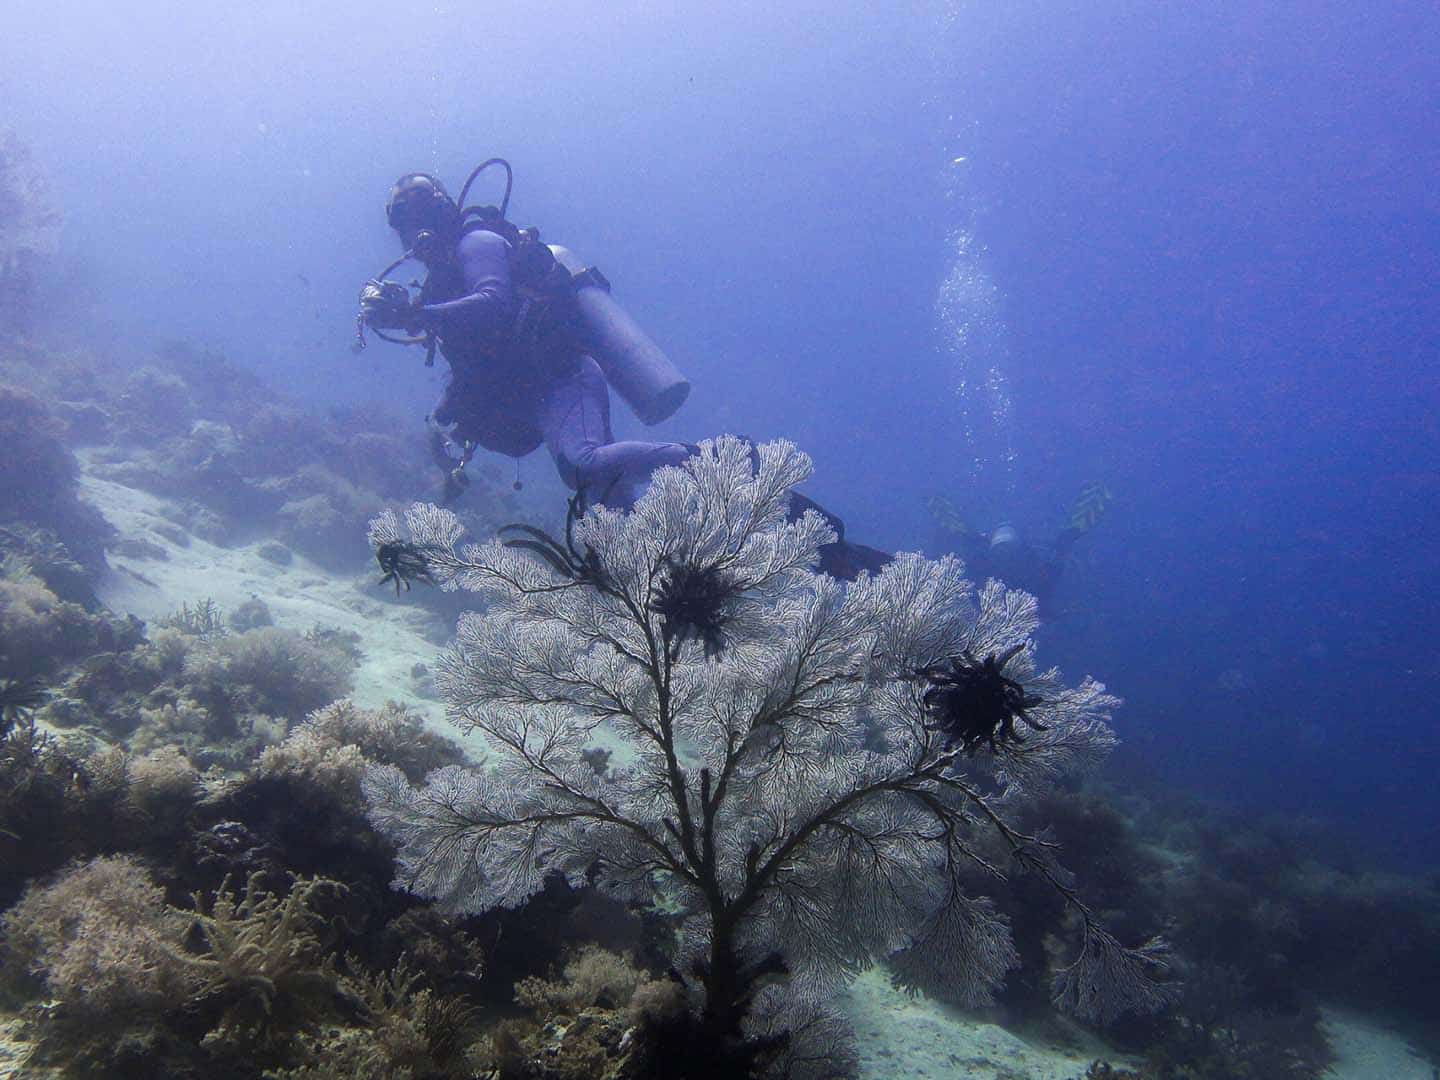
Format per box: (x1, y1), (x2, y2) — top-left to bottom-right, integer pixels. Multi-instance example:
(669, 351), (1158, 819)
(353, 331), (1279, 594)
(362, 437), (1168, 1076)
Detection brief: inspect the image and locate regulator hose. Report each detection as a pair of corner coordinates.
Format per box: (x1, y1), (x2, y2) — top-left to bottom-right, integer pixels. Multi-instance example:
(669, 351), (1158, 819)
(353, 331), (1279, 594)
(457, 158), (513, 218)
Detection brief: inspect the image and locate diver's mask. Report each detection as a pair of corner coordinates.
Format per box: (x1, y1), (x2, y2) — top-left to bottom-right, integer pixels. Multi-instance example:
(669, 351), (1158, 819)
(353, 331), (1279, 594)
(386, 173), (458, 260)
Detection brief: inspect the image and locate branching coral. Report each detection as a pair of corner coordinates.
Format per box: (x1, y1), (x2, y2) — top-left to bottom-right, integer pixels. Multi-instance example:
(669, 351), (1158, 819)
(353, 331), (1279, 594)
(159, 597), (229, 640)
(182, 872), (347, 1047)
(300, 955), (482, 1078)
(362, 437), (1168, 1075)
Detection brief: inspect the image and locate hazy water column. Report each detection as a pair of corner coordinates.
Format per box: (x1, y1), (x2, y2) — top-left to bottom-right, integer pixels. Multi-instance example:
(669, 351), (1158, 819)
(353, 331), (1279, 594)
(932, 0), (1018, 492)
(935, 216), (1017, 491)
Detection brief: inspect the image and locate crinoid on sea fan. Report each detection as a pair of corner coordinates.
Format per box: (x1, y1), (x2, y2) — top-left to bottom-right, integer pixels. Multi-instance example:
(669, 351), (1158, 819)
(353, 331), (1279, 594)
(649, 556), (743, 658)
(916, 644), (1048, 755)
(361, 437), (1169, 1077)
(374, 540), (438, 595)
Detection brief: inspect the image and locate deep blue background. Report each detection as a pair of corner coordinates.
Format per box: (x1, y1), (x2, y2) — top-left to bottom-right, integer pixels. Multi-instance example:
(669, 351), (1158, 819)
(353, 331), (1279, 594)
(3, 1), (1436, 863)
(944, 2), (1440, 863)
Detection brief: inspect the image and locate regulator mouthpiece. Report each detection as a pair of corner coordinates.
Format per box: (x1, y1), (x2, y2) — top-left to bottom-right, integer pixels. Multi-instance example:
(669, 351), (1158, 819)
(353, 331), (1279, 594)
(412, 229), (441, 260)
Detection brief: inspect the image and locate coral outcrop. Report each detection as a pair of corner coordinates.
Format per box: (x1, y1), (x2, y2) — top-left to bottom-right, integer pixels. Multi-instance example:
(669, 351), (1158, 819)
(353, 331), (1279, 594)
(0, 382), (113, 574)
(0, 571), (143, 679)
(0, 129), (61, 336)
(0, 702), (491, 1078)
(71, 341), (515, 570)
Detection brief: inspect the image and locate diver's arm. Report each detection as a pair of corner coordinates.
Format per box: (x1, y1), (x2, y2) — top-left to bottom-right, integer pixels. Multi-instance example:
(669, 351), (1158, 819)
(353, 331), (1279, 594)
(413, 229), (517, 337)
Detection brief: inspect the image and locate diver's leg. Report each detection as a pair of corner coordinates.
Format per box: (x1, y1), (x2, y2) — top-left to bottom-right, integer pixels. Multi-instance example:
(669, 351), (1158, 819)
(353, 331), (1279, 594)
(543, 357), (694, 508)
(786, 489), (895, 581)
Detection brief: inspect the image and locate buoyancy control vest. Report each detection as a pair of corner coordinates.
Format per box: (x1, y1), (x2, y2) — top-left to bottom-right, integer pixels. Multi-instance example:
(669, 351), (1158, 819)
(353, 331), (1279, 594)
(429, 206), (690, 426)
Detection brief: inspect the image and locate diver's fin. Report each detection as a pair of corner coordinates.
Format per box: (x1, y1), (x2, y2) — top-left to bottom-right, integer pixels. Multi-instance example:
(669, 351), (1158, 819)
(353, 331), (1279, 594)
(1067, 482), (1113, 534)
(925, 494), (971, 537)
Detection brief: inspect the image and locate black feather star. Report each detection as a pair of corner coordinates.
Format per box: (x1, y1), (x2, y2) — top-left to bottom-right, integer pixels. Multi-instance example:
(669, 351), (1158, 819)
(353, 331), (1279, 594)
(376, 541), (437, 595)
(1, 676), (48, 734)
(649, 558), (741, 659)
(499, 493), (609, 591)
(915, 644), (1047, 755)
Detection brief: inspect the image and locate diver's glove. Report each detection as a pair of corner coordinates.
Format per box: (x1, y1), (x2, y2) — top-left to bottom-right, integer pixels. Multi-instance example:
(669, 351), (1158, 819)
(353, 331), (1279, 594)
(359, 279), (422, 332)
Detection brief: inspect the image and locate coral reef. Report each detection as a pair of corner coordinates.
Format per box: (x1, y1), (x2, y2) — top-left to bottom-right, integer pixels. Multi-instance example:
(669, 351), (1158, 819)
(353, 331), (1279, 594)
(25, 609), (357, 771)
(362, 438), (1167, 1076)
(0, 381), (76, 518)
(159, 596), (230, 639)
(178, 625), (356, 732)
(492, 946), (688, 1079)
(0, 716), (204, 911)
(1134, 801), (1440, 1063)
(0, 129), (61, 335)
(1, 858), (360, 1075)
(0, 382), (113, 573)
(113, 366), (199, 445)
(0, 854), (197, 1019)
(0, 572), (143, 680)
(181, 872), (348, 1049)
(68, 341), (511, 569)
(1, 306), (1432, 1078)
(0, 523), (100, 607)
(268, 957), (484, 1079)
(259, 699), (465, 800)
(0, 770), (490, 1079)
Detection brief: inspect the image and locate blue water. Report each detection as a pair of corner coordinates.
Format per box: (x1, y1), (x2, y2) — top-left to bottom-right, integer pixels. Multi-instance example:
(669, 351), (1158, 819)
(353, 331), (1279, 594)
(3, 0), (1436, 866)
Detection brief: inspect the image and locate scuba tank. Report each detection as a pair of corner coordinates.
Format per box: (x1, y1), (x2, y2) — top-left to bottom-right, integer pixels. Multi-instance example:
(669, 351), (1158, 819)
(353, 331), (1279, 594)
(547, 244), (689, 425)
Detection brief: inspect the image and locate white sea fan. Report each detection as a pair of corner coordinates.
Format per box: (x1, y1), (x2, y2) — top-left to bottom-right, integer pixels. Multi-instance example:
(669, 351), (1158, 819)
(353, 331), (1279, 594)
(360, 436), (1165, 1070)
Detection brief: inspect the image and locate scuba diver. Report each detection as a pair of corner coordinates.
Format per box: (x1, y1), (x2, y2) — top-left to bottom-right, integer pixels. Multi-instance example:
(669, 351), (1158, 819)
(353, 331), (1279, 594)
(926, 482), (1112, 616)
(357, 159), (890, 580)
(358, 162), (695, 509)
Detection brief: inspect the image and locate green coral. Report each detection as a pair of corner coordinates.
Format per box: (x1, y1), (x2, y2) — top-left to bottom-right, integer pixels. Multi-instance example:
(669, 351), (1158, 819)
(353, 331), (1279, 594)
(158, 597), (229, 640)
(265, 957), (481, 1079)
(182, 872), (347, 1049)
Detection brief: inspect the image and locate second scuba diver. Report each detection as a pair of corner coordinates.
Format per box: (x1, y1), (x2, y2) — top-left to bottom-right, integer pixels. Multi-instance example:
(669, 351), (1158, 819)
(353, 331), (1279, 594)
(358, 159), (890, 580)
(926, 482), (1113, 617)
